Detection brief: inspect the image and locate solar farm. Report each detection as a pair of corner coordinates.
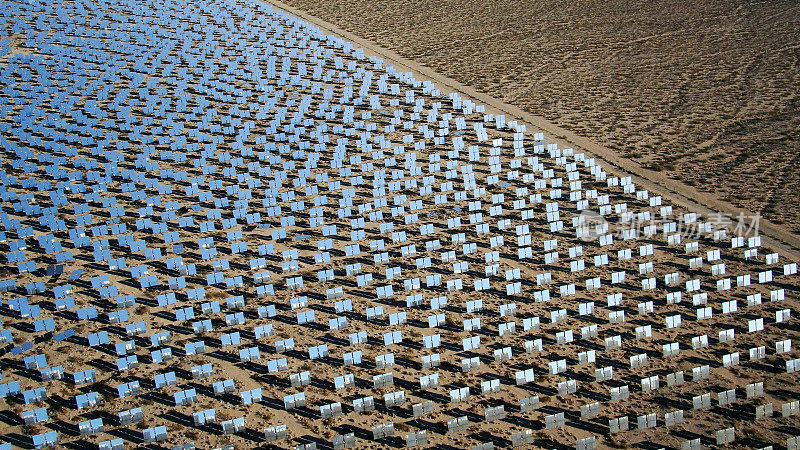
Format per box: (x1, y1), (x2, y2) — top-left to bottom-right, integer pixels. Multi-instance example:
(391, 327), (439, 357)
(1, 0), (799, 449)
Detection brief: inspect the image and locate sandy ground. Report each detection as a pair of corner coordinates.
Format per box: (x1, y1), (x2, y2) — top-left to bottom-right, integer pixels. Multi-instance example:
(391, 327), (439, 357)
(0, 0), (798, 449)
(276, 0), (800, 246)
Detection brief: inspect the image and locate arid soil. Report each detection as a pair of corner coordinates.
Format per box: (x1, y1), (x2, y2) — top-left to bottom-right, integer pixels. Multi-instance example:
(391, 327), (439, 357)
(279, 0), (800, 232)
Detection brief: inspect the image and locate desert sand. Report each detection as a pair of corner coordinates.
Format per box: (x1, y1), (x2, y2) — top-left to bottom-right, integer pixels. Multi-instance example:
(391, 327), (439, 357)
(278, 0), (800, 238)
